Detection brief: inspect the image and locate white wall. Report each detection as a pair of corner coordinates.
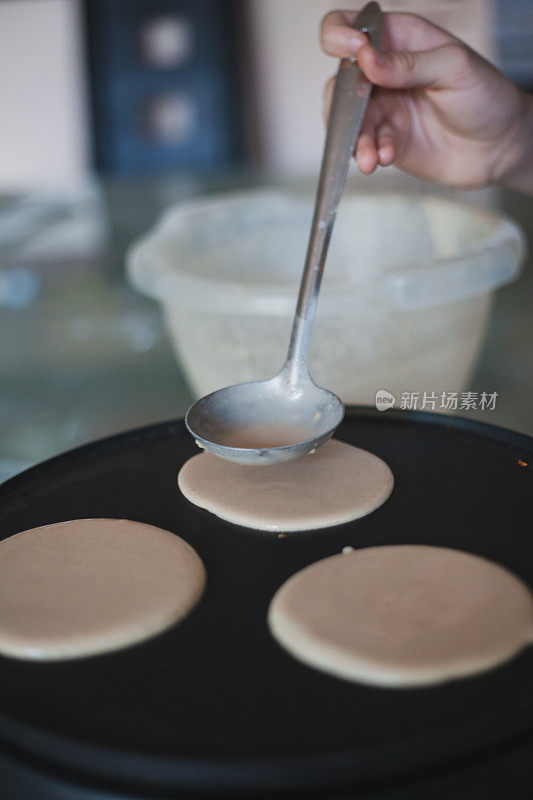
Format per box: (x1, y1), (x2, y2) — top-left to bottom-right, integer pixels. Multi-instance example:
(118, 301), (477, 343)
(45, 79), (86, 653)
(247, 0), (496, 174)
(0, 0), (89, 191)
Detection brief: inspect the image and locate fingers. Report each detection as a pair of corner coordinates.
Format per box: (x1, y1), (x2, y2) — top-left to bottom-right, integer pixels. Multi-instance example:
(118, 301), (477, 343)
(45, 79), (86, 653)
(320, 10), (462, 92)
(354, 117), (398, 173)
(353, 100), (395, 174)
(320, 10), (454, 58)
(358, 41), (470, 90)
(354, 99), (380, 174)
(376, 123), (396, 166)
(355, 130), (379, 174)
(320, 10), (368, 58)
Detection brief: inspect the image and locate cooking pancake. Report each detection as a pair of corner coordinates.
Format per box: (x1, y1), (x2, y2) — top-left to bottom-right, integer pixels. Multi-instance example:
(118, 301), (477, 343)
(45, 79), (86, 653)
(0, 518), (206, 660)
(178, 439), (394, 531)
(268, 544), (533, 686)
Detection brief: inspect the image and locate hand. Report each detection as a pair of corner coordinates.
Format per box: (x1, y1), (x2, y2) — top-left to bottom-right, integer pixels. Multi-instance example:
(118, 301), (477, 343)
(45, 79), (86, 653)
(321, 10), (533, 190)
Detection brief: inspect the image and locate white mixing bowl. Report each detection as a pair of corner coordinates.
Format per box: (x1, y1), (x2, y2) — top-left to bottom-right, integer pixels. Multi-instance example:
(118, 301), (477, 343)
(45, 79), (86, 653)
(127, 191), (525, 405)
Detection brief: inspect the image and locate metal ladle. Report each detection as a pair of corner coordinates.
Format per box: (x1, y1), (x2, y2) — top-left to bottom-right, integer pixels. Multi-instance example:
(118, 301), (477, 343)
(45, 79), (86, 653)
(186, 2), (383, 465)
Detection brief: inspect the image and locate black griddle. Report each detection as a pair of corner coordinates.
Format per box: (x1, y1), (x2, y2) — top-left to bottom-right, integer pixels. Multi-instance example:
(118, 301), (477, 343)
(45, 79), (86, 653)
(0, 408), (532, 800)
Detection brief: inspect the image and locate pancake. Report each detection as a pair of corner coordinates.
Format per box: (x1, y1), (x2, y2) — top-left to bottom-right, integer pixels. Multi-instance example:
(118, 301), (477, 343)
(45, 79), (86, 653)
(0, 518), (206, 660)
(268, 545), (533, 686)
(178, 439), (394, 531)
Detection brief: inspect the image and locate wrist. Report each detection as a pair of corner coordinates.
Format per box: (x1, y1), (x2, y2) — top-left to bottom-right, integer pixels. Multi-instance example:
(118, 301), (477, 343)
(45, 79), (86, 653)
(496, 90), (533, 194)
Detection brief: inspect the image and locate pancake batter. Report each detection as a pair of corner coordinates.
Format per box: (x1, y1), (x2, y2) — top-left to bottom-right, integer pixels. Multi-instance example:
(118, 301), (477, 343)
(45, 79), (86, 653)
(215, 423), (318, 449)
(0, 519), (206, 661)
(178, 439), (394, 531)
(268, 545), (533, 687)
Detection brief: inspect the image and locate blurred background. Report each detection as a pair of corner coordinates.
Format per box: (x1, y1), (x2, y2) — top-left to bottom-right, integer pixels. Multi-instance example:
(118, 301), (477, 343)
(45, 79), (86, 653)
(0, 0), (532, 481)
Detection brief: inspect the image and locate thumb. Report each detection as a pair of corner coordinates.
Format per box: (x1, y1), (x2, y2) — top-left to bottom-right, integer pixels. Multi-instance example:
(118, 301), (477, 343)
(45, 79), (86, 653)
(358, 41), (466, 90)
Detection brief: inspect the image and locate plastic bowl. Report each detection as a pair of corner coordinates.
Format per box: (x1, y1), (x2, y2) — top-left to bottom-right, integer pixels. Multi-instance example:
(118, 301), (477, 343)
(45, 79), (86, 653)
(127, 190), (525, 405)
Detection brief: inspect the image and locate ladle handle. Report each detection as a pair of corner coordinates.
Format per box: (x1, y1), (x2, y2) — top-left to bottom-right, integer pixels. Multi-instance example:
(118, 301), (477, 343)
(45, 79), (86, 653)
(283, 1), (383, 384)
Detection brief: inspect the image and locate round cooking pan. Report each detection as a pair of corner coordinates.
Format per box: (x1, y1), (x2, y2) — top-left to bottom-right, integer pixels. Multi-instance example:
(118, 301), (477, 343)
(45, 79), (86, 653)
(0, 409), (532, 799)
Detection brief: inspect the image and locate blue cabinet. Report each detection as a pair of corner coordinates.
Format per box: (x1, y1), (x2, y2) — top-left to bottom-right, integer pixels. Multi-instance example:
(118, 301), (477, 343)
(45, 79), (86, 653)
(84, 0), (244, 173)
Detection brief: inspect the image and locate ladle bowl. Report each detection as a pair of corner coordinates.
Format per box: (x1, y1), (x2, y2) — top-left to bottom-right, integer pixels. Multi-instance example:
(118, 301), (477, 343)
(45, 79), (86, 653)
(186, 369), (344, 466)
